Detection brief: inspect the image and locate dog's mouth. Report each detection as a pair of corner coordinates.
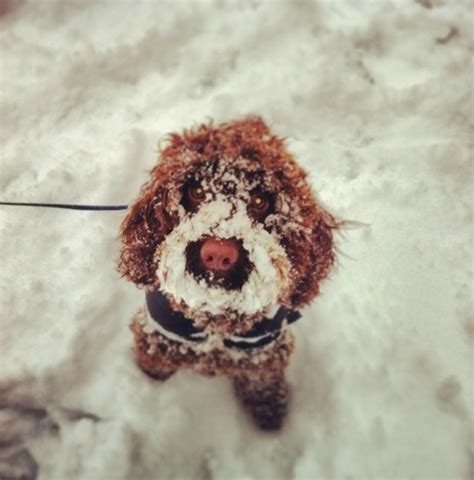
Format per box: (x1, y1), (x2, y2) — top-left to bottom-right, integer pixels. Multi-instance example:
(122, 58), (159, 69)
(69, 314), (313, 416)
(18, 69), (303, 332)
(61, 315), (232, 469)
(185, 237), (253, 291)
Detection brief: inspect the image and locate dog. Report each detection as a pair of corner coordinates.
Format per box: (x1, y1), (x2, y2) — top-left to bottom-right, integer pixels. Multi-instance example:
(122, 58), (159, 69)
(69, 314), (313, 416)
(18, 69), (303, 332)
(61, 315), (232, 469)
(118, 117), (336, 429)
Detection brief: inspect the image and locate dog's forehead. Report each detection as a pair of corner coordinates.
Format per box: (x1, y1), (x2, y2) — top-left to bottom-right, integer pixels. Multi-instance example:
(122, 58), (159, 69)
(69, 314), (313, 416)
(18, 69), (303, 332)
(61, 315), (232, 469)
(183, 155), (275, 191)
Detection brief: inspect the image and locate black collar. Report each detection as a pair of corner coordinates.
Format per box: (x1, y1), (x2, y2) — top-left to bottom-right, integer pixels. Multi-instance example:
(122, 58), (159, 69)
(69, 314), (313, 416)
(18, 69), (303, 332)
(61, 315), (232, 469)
(145, 289), (301, 350)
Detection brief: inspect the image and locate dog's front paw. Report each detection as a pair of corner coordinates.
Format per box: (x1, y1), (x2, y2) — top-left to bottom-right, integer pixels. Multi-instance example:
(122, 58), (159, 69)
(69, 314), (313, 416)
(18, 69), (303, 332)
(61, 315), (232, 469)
(247, 396), (288, 430)
(135, 355), (176, 382)
(138, 365), (176, 382)
(232, 371), (289, 431)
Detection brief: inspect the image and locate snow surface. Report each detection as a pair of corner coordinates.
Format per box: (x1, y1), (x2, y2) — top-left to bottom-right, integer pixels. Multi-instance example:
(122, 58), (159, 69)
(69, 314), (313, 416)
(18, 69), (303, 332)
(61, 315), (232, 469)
(0, 1), (472, 479)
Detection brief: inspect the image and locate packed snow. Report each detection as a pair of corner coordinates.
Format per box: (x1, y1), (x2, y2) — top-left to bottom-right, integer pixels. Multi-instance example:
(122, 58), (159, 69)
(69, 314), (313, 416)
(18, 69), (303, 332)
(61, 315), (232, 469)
(0, 1), (472, 479)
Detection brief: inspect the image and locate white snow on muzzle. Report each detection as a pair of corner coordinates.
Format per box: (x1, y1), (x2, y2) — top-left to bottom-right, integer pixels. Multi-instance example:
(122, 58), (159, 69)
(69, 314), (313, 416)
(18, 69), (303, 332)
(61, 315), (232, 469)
(156, 198), (291, 317)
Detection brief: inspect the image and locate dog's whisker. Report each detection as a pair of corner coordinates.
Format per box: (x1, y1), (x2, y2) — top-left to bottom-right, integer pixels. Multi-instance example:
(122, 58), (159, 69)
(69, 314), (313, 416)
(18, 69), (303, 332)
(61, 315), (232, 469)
(336, 219), (371, 230)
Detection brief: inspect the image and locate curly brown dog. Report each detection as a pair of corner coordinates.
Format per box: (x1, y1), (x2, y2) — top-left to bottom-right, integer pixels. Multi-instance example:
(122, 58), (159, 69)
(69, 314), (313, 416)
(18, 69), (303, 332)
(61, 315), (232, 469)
(118, 117), (336, 429)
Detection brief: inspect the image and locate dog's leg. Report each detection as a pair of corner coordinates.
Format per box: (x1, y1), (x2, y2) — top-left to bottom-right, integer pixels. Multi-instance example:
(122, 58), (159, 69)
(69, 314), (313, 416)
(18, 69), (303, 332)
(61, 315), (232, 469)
(130, 310), (178, 381)
(134, 347), (177, 381)
(232, 365), (289, 430)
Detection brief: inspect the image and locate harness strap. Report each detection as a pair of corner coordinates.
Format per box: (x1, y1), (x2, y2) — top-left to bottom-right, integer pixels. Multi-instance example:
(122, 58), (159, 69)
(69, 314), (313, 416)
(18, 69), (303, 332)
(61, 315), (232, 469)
(145, 289), (301, 350)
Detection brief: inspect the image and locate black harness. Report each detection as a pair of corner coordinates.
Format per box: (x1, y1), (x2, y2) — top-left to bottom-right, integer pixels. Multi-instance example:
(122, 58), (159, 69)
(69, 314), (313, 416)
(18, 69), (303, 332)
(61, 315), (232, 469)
(145, 289), (301, 351)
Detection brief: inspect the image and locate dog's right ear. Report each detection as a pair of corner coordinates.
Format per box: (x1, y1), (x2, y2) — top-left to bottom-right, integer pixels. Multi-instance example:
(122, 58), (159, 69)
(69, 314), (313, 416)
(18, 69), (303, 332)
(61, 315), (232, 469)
(285, 207), (337, 308)
(117, 183), (173, 288)
(310, 209), (337, 285)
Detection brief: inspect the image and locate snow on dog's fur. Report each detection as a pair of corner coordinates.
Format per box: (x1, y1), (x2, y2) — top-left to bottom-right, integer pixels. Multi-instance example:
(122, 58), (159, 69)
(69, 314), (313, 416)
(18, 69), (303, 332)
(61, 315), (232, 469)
(118, 117), (336, 429)
(156, 197), (291, 321)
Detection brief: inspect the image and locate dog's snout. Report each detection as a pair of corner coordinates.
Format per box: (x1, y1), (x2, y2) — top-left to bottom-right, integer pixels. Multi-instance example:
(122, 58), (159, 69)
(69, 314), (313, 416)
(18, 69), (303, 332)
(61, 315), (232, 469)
(186, 236), (251, 290)
(200, 237), (239, 272)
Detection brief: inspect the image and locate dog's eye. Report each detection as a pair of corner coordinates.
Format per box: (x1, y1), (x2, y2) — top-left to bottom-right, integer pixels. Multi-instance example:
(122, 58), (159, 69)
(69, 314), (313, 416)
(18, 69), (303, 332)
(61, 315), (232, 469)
(188, 185), (206, 202)
(183, 184), (208, 212)
(248, 192), (274, 223)
(247, 190), (275, 222)
(182, 181), (208, 212)
(251, 193), (269, 212)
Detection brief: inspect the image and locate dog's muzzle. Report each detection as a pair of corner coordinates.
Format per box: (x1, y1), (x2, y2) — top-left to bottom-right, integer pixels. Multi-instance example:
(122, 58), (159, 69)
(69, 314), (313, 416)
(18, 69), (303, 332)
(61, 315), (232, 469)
(155, 198), (292, 318)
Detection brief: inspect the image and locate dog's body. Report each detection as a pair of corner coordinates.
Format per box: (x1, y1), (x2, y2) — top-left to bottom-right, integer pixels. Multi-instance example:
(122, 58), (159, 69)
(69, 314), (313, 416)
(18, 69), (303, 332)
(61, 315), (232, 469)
(118, 117), (335, 429)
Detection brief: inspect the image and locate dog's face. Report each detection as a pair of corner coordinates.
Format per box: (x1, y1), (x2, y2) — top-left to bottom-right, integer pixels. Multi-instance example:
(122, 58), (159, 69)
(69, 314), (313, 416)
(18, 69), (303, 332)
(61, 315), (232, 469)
(119, 118), (335, 333)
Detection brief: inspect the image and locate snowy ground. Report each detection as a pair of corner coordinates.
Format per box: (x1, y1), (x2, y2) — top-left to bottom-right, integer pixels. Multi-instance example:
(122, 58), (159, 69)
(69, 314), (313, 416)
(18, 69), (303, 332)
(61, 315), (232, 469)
(0, 1), (473, 479)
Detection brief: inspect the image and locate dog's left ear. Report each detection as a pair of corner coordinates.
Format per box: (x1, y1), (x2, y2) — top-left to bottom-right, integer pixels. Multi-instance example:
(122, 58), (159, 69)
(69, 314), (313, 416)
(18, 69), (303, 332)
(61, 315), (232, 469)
(117, 181), (175, 288)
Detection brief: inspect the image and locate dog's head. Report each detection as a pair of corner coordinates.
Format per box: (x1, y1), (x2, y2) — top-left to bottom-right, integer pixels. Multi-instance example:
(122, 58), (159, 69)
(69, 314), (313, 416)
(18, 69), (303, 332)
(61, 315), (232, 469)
(118, 117), (335, 333)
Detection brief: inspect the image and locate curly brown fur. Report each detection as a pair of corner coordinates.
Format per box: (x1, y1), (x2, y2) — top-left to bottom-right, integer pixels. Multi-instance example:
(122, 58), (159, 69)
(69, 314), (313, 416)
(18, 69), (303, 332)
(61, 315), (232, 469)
(118, 117), (336, 430)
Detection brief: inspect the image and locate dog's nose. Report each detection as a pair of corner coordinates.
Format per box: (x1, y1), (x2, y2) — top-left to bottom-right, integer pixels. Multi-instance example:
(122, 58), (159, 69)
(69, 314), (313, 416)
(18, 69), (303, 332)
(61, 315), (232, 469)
(200, 237), (239, 272)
